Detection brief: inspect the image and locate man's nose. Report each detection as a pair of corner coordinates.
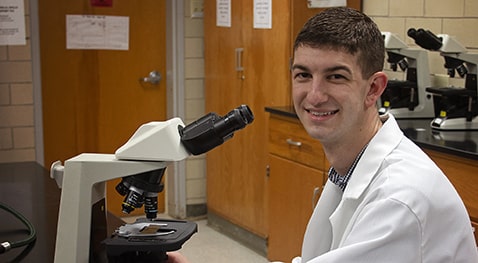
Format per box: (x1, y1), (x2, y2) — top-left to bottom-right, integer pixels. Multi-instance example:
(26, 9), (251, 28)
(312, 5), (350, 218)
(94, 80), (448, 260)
(307, 78), (328, 103)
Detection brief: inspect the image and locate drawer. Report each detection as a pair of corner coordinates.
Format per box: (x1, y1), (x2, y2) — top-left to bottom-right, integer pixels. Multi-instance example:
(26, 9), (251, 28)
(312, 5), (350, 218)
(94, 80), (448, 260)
(269, 115), (326, 170)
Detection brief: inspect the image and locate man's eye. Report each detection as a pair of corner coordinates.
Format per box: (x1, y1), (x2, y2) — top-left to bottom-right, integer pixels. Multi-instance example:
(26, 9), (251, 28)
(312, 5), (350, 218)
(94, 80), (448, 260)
(329, 74), (345, 80)
(294, 72), (311, 80)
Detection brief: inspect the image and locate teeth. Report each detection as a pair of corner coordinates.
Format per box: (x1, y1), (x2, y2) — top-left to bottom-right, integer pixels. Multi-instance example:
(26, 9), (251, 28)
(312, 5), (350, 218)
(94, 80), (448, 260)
(310, 110), (337, 116)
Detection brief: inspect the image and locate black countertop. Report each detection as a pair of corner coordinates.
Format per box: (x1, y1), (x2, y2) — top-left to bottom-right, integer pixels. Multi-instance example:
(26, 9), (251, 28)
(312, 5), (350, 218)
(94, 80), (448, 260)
(0, 162), (60, 262)
(265, 106), (478, 161)
(0, 162), (125, 262)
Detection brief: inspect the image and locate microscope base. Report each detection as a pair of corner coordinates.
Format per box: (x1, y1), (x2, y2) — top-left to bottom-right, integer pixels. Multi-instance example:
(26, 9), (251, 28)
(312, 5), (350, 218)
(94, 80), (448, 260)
(380, 107), (435, 119)
(431, 117), (478, 131)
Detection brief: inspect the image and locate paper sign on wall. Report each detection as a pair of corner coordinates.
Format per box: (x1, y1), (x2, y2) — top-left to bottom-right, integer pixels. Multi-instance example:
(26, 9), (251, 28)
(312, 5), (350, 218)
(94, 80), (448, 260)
(253, 0), (272, 29)
(66, 15), (129, 50)
(0, 0), (26, 46)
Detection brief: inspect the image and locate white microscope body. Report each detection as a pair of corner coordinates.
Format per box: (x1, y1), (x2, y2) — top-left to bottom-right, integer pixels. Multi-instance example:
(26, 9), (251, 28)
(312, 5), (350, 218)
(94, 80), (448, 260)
(380, 32), (435, 118)
(431, 34), (478, 130)
(50, 105), (254, 262)
(50, 118), (189, 262)
(408, 28), (478, 130)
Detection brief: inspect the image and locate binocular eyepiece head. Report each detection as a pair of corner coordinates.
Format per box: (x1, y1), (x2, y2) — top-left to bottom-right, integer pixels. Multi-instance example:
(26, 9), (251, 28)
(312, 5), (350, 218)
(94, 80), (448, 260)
(179, 105), (254, 155)
(407, 28), (443, 51)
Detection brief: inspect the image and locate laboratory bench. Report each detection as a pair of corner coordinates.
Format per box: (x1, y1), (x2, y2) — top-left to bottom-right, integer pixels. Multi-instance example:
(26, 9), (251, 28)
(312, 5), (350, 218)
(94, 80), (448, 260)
(0, 162), (124, 262)
(265, 106), (478, 260)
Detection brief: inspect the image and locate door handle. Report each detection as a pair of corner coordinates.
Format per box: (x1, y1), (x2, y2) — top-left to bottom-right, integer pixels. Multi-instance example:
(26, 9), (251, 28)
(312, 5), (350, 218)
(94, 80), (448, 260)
(235, 48), (245, 80)
(140, 70), (161, 85)
(235, 48), (244, 72)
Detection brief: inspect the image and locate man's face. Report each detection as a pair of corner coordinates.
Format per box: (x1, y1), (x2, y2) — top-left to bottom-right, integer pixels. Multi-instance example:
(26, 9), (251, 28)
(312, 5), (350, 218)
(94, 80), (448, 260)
(291, 46), (373, 145)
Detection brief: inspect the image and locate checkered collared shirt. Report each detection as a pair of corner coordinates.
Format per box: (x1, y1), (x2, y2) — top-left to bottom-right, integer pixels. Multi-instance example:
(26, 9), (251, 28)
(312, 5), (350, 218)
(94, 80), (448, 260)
(327, 145), (368, 192)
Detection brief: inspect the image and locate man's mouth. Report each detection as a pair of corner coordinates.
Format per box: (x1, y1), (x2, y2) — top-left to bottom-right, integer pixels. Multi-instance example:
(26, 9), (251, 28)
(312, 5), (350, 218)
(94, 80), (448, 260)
(307, 109), (339, 117)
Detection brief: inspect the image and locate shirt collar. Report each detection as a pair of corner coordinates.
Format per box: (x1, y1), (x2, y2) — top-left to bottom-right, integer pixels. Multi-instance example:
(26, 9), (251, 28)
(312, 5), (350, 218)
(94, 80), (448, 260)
(327, 144), (368, 191)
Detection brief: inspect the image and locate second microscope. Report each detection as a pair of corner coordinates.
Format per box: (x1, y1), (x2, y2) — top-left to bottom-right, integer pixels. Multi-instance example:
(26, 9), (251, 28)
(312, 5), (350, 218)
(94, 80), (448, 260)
(408, 28), (478, 130)
(379, 32), (434, 118)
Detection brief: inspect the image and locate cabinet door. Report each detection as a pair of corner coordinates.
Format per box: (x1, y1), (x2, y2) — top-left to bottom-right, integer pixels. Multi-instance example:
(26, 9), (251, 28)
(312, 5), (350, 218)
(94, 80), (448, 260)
(268, 155), (323, 262)
(204, 0), (291, 237)
(424, 150), (478, 220)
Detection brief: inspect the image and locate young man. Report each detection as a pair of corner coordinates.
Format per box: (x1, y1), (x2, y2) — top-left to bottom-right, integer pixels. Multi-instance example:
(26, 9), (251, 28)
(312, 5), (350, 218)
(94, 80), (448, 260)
(166, 7), (477, 263)
(290, 6), (477, 262)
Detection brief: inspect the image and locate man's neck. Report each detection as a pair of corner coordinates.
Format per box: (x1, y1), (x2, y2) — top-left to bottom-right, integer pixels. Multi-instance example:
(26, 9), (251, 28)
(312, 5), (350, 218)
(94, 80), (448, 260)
(323, 116), (383, 175)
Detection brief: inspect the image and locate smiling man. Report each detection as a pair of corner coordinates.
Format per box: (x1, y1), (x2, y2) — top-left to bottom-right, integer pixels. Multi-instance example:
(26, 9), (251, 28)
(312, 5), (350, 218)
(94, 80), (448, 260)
(290, 7), (478, 263)
(165, 7), (477, 263)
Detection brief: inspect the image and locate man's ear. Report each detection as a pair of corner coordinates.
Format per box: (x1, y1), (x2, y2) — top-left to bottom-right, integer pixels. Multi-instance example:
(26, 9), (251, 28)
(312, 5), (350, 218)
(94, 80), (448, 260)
(365, 72), (388, 107)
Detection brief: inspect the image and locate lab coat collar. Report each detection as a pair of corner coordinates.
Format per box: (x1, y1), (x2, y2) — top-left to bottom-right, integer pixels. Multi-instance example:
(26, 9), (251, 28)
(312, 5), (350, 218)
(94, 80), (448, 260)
(342, 113), (403, 200)
(329, 113), (403, 248)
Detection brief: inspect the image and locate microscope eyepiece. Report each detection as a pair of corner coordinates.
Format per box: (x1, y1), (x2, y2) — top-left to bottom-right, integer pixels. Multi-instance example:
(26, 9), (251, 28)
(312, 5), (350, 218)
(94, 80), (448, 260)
(407, 28), (443, 51)
(178, 105), (254, 155)
(115, 105), (254, 219)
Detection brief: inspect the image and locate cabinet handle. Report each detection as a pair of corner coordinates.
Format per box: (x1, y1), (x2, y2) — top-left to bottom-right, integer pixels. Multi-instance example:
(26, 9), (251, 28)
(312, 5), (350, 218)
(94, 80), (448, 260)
(312, 186), (322, 209)
(235, 48), (244, 71)
(286, 138), (302, 147)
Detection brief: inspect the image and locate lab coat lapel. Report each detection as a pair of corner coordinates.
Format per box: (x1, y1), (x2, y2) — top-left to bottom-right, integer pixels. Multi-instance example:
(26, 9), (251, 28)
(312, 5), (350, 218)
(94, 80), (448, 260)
(329, 196), (359, 249)
(301, 181), (343, 261)
(329, 114), (403, 249)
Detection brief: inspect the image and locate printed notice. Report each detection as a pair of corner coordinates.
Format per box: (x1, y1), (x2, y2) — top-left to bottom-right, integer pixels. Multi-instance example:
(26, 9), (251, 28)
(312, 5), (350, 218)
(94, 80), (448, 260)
(216, 0), (231, 27)
(0, 0), (26, 45)
(66, 15), (129, 50)
(253, 0), (272, 29)
(307, 0), (346, 8)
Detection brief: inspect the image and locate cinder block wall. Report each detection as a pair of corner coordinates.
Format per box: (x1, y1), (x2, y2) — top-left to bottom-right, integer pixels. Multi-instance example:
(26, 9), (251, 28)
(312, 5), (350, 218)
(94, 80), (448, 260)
(183, 0), (207, 216)
(364, 0), (478, 87)
(0, 0), (35, 162)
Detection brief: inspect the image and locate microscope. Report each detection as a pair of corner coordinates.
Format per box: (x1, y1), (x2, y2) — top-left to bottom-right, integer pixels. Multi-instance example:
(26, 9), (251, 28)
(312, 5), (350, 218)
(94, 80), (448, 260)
(50, 105), (254, 263)
(378, 32), (435, 118)
(408, 28), (478, 130)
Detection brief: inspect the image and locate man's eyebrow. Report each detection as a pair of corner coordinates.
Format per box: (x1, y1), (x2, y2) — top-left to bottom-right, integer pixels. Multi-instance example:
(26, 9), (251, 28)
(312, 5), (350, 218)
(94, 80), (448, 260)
(291, 64), (353, 75)
(290, 64), (309, 71)
(325, 65), (352, 75)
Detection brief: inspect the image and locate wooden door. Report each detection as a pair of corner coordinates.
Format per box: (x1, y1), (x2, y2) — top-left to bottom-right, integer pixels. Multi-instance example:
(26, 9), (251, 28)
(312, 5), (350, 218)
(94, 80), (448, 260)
(204, 0), (291, 238)
(39, 0), (167, 217)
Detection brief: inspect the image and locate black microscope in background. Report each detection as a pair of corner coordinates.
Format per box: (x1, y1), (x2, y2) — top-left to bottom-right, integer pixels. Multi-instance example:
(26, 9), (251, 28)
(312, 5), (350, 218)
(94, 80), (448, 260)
(408, 28), (478, 131)
(379, 32), (435, 119)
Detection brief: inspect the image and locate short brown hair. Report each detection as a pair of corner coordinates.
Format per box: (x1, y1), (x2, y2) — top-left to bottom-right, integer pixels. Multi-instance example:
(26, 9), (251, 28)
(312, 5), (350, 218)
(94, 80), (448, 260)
(293, 7), (384, 79)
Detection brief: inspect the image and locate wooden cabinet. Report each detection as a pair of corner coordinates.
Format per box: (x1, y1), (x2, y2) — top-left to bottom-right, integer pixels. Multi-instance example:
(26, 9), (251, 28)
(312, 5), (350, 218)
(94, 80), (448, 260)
(267, 113), (327, 261)
(424, 150), (478, 248)
(204, 0), (293, 239)
(204, 0), (361, 249)
(424, 150), (478, 221)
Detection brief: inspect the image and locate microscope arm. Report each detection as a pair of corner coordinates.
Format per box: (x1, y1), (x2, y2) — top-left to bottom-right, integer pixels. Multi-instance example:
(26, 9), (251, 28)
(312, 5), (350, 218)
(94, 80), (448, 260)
(50, 154), (168, 262)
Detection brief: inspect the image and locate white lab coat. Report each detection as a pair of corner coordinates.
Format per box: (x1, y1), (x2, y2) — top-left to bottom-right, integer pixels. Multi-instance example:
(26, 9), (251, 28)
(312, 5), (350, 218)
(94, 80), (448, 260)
(293, 114), (478, 263)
